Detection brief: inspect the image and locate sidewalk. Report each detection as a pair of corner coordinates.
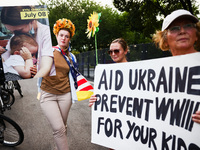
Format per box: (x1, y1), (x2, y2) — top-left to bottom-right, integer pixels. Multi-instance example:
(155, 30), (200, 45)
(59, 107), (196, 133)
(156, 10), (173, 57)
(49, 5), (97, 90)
(0, 78), (107, 150)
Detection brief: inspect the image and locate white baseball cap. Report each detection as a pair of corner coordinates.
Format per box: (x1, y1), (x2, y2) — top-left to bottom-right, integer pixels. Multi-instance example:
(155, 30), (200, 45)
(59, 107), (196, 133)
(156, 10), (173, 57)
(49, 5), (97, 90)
(162, 9), (199, 31)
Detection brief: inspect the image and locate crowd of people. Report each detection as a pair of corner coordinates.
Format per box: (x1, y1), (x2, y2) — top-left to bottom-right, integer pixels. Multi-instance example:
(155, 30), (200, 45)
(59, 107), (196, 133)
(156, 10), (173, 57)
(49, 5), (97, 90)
(0, 5), (200, 150)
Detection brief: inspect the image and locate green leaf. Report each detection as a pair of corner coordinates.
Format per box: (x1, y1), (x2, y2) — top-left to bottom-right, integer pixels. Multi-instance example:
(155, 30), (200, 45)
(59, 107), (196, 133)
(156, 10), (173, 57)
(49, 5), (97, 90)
(95, 27), (99, 33)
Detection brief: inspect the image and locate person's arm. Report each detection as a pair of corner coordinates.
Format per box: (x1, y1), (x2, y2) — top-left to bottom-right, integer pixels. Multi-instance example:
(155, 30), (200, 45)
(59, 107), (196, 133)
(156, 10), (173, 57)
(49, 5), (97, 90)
(34, 56), (53, 78)
(13, 59), (33, 78)
(192, 111), (200, 124)
(89, 94), (97, 107)
(14, 47), (33, 79)
(30, 65), (37, 77)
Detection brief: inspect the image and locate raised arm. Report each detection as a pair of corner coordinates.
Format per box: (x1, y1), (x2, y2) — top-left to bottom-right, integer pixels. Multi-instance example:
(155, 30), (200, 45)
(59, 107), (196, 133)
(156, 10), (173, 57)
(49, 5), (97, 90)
(14, 47), (33, 79)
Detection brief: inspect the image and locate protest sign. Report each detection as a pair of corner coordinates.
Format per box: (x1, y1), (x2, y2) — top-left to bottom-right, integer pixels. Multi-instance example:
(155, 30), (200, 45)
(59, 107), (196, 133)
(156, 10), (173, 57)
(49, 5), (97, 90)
(91, 52), (200, 150)
(0, 4), (55, 81)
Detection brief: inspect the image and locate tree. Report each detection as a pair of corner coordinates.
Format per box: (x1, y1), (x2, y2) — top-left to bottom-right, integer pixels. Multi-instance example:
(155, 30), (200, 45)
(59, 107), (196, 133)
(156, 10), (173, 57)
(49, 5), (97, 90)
(113, 0), (200, 38)
(40, 0), (125, 52)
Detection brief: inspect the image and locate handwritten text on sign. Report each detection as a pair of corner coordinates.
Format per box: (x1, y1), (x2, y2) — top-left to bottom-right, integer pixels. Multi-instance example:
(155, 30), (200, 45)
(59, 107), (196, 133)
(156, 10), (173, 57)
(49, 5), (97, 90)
(91, 53), (200, 150)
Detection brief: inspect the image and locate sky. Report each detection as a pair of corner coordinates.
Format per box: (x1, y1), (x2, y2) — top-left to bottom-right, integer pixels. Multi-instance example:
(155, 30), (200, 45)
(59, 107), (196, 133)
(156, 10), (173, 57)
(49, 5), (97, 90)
(0, 0), (199, 17)
(1, 0), (199, 12)
(93, 0), (114, 8)
(93, 0), (119, 12)
(0, 0), (115, 8)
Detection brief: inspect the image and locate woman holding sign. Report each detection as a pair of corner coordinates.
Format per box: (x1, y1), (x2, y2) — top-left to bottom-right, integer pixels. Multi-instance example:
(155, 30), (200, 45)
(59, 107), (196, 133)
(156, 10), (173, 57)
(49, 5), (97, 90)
(89, 38), (129, 150)
(0, 6), (54, 78)
(153, 9), (200, 124)
(39, 18), (77, 150)
(89, 38), (129, 106)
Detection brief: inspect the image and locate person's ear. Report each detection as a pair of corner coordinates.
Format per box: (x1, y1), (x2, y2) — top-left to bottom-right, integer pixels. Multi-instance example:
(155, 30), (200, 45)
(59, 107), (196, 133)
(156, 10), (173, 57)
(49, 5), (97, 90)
(195, 35), (198, 42)
(124, 48), (128, 55)
(164, 37), (169, 49)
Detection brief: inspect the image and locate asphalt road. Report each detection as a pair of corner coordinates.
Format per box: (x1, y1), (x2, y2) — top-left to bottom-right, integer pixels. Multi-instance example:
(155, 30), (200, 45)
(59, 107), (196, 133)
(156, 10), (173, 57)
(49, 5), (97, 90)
(0, 78), (108, 150)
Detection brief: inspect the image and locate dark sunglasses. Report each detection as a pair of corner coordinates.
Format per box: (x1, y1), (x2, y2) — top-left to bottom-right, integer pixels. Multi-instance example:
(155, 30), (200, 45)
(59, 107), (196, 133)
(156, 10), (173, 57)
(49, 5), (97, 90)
(108, 49), (120, 55)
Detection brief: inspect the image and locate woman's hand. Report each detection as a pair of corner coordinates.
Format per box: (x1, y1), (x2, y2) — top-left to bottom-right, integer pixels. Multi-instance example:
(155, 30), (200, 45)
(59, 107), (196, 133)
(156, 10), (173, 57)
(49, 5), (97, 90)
(89, 94), (97, 107)
(192, 111), (200, 124)
(20, 47), (32, 60)
(30, 65), (37, 77)
(0, 46), (6, 55)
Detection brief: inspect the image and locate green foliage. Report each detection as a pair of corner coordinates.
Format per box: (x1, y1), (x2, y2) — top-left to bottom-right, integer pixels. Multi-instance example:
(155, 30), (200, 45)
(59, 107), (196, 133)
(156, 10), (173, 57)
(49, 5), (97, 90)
(40, 0), (125, 52)
(113, 0), (200, 39)
(123, 31), (152, 45)
(71, 49), (80, 55)
(39, 0), (200, 53)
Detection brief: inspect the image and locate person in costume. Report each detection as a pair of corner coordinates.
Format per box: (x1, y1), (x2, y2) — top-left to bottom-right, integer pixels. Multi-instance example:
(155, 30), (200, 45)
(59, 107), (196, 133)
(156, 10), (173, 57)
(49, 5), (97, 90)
(0, 6), (54, 78)
(89, 38), (129, 107)
(39, 18), (77, 150)
(152, 9), (200, 124)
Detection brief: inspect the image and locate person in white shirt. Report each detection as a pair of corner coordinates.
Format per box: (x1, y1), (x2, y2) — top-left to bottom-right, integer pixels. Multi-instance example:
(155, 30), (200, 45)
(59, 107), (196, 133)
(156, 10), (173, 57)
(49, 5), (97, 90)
(3, 33), (38, 80)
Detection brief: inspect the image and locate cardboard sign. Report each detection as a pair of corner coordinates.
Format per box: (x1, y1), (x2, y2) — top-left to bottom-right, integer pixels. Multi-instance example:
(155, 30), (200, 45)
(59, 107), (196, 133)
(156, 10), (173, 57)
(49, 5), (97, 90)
(92, 52), (200, 150)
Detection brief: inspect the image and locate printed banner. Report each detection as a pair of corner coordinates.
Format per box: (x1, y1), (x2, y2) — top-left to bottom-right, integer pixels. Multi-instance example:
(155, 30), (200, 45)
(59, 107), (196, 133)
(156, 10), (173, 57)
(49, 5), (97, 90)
(92, 52), (200, 150)
(20, 8), (48, 19)
(0, 5), (55, 81)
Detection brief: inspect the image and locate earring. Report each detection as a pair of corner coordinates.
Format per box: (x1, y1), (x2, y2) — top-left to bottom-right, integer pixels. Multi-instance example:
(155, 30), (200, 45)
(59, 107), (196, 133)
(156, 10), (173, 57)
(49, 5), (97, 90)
(29, 25), (35, 35)
(68, 41), (71, 52)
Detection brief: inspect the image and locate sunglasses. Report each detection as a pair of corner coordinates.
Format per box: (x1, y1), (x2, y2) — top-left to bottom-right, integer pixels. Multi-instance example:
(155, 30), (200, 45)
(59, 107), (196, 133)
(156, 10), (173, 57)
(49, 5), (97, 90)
(108, 49), (120, 55)
(168, 23), (196, 34)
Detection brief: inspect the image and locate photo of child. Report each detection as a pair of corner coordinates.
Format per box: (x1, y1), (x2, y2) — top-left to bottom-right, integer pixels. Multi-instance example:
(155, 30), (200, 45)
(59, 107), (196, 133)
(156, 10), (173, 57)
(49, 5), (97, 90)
(3, 33), (38, 80)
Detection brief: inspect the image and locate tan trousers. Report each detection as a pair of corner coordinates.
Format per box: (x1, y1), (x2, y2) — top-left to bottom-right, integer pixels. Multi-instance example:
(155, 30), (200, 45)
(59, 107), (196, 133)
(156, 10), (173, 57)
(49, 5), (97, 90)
(40, 90), (72, 150)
